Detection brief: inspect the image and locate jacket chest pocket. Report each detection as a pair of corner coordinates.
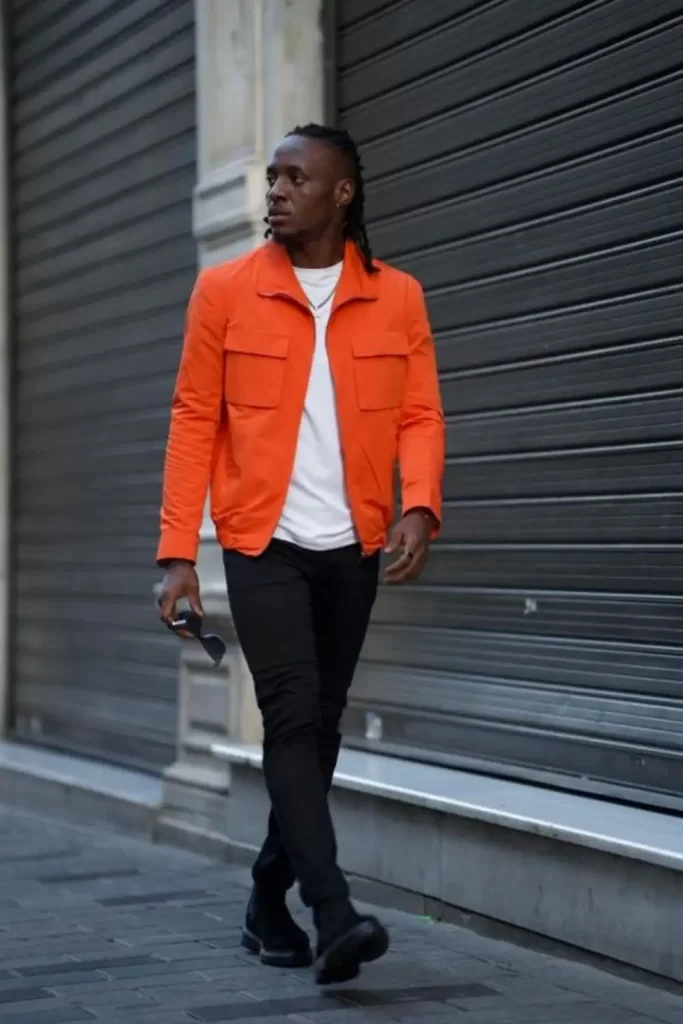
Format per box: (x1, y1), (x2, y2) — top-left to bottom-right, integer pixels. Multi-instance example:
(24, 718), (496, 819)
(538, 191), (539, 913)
(351, 332), (409, 410)
(224, 331), (289, 408)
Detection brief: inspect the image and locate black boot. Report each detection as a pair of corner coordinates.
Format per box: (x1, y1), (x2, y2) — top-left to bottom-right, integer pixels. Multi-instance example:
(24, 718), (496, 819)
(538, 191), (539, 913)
(241, 888), (312, 968)
(313, 896), (389, 985)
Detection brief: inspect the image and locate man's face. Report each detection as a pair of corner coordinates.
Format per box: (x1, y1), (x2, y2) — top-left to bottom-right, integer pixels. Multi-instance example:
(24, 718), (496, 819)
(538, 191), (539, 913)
(265, 135), (353, 242)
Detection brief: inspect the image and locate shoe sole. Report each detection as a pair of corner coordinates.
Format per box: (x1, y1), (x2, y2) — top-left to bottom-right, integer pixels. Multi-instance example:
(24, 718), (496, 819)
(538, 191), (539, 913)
(315, 917), (389, 985)
(241, 927), (313, 969)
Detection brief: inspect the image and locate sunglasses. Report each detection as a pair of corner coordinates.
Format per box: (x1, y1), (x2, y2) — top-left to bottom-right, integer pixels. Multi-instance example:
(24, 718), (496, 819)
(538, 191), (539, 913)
(167, 610), (226, 668)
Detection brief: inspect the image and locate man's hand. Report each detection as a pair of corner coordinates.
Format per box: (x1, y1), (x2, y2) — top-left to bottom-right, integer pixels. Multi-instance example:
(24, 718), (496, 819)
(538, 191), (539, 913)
(383, 509), (434, 585)
(158, 560), (203, 624)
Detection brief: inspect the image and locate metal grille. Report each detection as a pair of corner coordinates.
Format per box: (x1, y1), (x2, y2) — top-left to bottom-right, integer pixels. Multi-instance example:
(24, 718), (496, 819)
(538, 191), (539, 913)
(8, 0), (197, 770)
(338, 0), (683, 810)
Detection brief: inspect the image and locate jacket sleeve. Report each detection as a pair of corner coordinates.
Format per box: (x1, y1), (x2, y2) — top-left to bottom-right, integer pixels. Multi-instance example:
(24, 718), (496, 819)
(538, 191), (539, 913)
(398, 275), (445, 531)
(156, 269), (226, 565)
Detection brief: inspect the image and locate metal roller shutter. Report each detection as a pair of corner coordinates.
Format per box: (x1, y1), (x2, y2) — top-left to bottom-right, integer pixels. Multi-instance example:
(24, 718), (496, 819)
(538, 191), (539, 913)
(7, 0), (197, 770)
(337, 0), (683, 810)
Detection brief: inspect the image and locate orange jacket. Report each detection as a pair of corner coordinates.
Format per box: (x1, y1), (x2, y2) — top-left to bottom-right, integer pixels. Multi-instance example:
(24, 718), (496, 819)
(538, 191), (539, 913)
(157, 240), (444, 563)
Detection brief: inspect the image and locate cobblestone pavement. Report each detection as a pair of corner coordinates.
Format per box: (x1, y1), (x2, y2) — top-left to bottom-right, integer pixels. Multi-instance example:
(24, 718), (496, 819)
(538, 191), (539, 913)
(0, 808), (682, 1024)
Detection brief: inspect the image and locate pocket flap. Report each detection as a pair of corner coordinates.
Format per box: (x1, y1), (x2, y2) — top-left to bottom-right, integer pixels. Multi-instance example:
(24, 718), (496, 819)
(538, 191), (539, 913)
(225, 330), (289, 358)
(351, 331), (409, 358)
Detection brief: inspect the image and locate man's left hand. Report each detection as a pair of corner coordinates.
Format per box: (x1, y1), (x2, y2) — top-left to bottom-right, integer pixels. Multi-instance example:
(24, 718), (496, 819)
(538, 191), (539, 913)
(384, 509), (434, 585)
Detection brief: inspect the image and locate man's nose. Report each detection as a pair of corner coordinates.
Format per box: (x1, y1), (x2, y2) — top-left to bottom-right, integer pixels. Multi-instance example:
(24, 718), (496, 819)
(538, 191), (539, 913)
(269, 176), (289, 202)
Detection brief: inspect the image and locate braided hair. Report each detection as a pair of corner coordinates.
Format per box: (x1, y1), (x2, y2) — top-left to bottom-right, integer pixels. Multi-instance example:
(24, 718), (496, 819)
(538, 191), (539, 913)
(265, 123), (378, 275)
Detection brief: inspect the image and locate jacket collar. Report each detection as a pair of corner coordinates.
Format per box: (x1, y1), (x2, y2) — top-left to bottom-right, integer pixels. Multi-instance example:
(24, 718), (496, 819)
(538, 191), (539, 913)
(256, 239), (381, 310)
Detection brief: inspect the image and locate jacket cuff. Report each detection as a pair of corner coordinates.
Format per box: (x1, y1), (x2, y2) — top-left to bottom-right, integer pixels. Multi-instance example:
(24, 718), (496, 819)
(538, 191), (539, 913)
(402, 488), (441, 538)
(156, 530), (200, 567)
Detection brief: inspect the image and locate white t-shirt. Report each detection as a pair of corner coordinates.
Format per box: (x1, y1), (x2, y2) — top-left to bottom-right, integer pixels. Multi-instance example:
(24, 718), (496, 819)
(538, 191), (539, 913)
(274, 261), (357, 551)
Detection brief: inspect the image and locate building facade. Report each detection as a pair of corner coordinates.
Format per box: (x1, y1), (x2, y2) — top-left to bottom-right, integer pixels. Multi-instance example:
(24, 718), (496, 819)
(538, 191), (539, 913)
(1, 0), (683, 816)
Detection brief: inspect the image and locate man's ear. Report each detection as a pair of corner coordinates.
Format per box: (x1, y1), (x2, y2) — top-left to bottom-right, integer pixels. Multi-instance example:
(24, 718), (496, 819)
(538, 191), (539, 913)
(335, 177), (355, 209)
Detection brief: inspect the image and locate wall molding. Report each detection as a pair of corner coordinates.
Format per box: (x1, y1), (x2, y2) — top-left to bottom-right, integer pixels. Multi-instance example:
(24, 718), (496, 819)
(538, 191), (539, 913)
(193, 156), (266, 258)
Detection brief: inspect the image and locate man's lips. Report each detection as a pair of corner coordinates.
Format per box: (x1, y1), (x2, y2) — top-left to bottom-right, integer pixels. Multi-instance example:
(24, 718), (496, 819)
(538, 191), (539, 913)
(268, 210), (290, 223)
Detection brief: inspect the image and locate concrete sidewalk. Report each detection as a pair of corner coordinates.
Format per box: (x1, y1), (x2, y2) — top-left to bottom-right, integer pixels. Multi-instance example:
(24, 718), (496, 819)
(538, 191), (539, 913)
(0, 808), (681, 1024)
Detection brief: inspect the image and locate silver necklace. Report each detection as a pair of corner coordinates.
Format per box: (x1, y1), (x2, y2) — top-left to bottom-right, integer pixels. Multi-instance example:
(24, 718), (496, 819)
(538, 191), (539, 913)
(308, 287), (336, 313)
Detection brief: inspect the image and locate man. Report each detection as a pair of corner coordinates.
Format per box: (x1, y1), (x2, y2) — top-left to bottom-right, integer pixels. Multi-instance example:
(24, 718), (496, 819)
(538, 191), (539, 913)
(157, 124), (444, 985)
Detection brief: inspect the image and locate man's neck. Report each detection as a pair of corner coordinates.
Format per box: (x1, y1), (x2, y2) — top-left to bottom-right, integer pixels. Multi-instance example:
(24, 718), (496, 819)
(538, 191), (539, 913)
(285, 237), (345, 269)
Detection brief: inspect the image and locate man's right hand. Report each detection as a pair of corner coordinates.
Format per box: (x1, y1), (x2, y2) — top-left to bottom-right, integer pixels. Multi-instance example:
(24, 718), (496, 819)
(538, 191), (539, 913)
(158, 561), (203, 624)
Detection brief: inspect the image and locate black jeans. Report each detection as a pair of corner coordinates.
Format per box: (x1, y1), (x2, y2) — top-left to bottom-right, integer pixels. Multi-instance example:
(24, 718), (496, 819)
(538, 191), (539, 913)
(223, 539), (379, 908)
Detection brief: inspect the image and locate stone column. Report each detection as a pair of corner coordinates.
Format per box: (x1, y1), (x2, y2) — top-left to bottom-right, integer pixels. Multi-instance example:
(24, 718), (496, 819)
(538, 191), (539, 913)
(160, 0), (325, 836)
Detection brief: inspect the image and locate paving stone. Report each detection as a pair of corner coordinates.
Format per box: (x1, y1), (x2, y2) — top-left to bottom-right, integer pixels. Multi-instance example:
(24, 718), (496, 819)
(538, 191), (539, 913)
(37, 869), (141, 886)
(112, 932), (233, 950)
(49, 972), (204, 997)
(0, 939), (149, 962)
(296, 1011), (405, 1024)
(136, 912), (229, 931)
(606, 1001), (683, 1024)
(141, 943), (227, 962)
(6, 975), (114, 994)
(15, 956), (161, 978)
(66, 989), (155, 1010)
(96, 889), (214, 908)
(429, 1005), (644, 1024)
(90, 1014), (195, 1024)
(0, 850), (76, 866)
(380, 1002), (472, 1023)
(186, 995), (345, 1020)
(205, 1018), (309, 1024)
(0, 987), (55, 1005)
(206, 978), (317, 1001)
(134, 981), (258, 1004)
(0, 958), (75, 973)
(457, 973), (593, 1005)
(342, 982), (496, 1007)
(101, 959), (230, 980)
(0, 1011), (96, 1024)
(199, 936), (245, 951)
